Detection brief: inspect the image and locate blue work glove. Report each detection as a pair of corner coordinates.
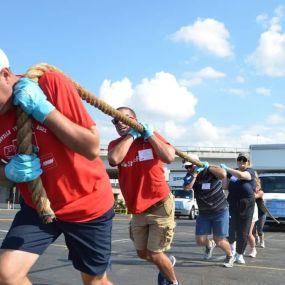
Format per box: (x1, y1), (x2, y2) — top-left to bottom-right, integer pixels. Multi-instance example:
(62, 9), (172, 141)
(128, 128), (141, 140)
(4, 153), (43, 183)
(183, 174), (194, 186)
(13, 78), (55, 123)
(141, 123), (154, 141)
(194, 166), (204, 173)
(194, 161), (209, 173)
(220, 163), (229, 170)
(202, 161), (209, 170)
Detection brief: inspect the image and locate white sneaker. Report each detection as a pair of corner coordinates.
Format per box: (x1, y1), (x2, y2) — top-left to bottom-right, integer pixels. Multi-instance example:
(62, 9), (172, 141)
(204, 240), (216, 260)
(230, 242), (236, 256)
(235, 253), (245, 264)
(260, 239), (265, 248)
(223, 255), (235, 268)
(248, 248), (257, 258)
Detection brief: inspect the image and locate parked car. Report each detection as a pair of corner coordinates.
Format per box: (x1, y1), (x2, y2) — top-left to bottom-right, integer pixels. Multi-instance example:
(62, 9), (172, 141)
(172, 189), (198, 219)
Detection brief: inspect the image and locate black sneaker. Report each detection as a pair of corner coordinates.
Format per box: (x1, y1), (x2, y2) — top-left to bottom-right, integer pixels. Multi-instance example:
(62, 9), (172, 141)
(157, 255), (178, 285)
(223, 255), (235, 268)
(203, 240), (216, 260)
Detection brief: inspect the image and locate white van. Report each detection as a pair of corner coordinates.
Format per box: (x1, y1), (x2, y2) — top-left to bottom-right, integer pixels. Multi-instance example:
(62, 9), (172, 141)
(259, 173), (285, 225)
(172, 189), (198, 220)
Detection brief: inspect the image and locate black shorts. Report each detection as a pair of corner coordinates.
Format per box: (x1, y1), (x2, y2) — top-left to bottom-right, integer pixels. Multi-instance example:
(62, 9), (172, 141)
(1, 203), (114, 276)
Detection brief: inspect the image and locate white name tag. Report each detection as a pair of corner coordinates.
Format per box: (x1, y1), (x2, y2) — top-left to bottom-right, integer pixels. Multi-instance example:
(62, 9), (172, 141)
(230, 176), (238, 182)
(202, 183), (211, 190)
(138, 149), (154, 161)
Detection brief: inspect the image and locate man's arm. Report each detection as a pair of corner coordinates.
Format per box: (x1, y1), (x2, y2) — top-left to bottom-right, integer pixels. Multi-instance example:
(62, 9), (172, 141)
(108, 135), (134, 166)
(226, 168), (251, 180)
(44, 110), (100, 160)
(13, 78), (100, 160)
(208, 165), (227, 180)
(184, 174), (197, 191)
(147, 135), (175, 164)
(220, 163), (252, 180)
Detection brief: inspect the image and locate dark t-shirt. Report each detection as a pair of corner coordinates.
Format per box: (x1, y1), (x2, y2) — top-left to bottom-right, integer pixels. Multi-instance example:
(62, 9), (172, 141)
(228, 167), (256, 199)
(193, 170), (228, 215)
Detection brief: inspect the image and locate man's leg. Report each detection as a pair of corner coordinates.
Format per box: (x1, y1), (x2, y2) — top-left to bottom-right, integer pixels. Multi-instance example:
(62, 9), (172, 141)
(80, 271), (113, 285)
(0, 249), (39, 285)
(195, 214), (215, 260)
(147, 251), (177, 284)
(0, 203), (60, 285)
(61, 207), (114, 285)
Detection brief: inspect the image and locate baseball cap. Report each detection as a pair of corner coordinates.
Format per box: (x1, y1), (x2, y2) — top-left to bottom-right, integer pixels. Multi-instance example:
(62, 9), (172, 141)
(0, 49), (10, 71)
(184, 154), (200, 167)
(237, 152), (249, 161)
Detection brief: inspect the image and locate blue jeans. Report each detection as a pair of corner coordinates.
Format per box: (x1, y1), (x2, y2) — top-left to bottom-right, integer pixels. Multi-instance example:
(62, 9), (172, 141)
(195, 208), (229, 238)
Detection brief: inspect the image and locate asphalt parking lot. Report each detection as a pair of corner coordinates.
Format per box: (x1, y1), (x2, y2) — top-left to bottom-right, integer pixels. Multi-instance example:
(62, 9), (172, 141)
(0, 210), (285, 285)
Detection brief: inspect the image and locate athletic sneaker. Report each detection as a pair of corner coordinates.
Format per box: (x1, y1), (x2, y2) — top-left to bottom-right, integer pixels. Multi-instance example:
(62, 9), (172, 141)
(235, 253), (245, 264)
(204, 240), (216, 260)
(260, 239), (265, 248)
(157, 255), (181, 285)
(248, 248), (257, 258)
(223, 255), (235, 268)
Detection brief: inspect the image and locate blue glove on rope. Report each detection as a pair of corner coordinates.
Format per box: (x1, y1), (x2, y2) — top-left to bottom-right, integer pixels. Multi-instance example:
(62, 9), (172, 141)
(194, 161), (209, 173)
(220, 163), (229, 170)
(183, 174), (194, 186)
(13, 78), (55, 123)
(128, 128), (141, 140)
(202, 161), (209, 170)
(4, 153), (43, 183)
(141, 123), (154, 141)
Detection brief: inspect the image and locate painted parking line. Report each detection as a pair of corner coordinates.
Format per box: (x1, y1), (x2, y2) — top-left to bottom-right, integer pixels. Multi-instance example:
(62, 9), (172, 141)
(181, 259), (285, 271)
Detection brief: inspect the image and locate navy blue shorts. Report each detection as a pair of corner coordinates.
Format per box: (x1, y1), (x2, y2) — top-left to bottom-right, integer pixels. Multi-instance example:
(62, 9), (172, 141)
(1, 203), (114, 276)
(195, 207), (229, 238)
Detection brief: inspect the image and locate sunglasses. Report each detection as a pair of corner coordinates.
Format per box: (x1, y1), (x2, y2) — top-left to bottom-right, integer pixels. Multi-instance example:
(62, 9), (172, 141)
(111, 115), (135, 126)
(237, 157), (248, 162)
(111, 118), (119, 125)
(185, 165), (193, 169)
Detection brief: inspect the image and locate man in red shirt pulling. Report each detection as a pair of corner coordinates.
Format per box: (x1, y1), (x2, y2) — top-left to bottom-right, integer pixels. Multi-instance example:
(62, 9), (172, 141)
(108, 106), (181, 285)
(0, 48), (114, 285)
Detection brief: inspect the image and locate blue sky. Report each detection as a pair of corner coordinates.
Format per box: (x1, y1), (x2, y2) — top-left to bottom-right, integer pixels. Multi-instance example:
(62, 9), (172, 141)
(2, 1), (285, 148)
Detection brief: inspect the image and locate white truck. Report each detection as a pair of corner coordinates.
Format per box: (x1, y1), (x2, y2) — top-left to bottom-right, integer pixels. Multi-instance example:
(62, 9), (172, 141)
(168, 172), (198, 219)
(250, 144), (285, 225)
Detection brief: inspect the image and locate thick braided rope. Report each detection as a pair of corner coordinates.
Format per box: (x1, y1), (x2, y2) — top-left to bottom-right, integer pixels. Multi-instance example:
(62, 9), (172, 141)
(16, 107), (55, 223)
(25, 62), (202, 169)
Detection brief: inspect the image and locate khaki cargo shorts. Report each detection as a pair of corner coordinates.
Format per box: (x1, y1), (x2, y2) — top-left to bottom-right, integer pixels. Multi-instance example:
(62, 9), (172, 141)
(129, 193), (176, 252)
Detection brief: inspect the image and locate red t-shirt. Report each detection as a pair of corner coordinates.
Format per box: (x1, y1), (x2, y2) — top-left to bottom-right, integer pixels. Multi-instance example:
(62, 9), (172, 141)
(0, 71), (114, 222)
(108, 133), (171, 214)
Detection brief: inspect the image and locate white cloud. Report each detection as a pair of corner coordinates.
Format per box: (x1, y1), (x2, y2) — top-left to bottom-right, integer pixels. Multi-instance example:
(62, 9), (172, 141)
(248, 6), (285, 76)
(134, 72), (198, 121)
(224, 88), (248, 97)
(163, 121), (188, 140)
(195, 67), (226, 78)
(256, 14), (269, 28)
(99, 78), (134, 108)
(179, 77), (203, 87)
(255, 87), (271, 96)
(266, 113), (285, 124)
(99, 72), (198, 122)
(273, 103), (285, 109)
(235, 76), (245, 83)
(190, 117), (220, 143)
(170, 18), (233, 57)
(180, 66), (226, 87)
